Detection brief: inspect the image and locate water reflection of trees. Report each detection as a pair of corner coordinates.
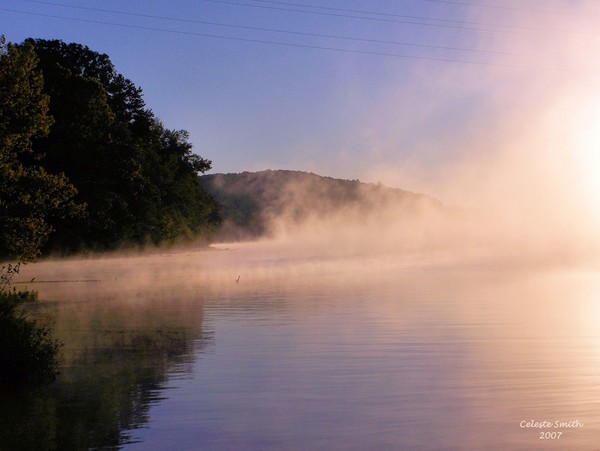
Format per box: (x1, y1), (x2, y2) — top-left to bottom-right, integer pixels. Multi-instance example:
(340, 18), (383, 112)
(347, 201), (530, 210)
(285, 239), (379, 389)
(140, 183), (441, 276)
(0, 296), (211, 450)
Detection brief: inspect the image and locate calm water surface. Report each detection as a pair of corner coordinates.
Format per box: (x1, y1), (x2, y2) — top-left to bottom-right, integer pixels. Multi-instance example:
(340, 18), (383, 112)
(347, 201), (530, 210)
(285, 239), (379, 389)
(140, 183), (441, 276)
(3, 244), (600, 450)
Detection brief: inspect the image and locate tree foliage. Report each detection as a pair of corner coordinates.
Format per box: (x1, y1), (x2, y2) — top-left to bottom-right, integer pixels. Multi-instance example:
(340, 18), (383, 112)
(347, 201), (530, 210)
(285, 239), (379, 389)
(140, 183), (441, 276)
(9, 38), (221, 253)
(0, 37), (219, 257)
(0, 38), (80, 260)
(201, 170), (446, 241)
(0, 288), (60, 384)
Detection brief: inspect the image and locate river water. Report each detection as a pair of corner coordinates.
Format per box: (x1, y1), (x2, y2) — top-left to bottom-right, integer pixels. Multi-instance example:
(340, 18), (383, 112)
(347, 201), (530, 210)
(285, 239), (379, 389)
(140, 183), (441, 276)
(2, 243), (600, 450)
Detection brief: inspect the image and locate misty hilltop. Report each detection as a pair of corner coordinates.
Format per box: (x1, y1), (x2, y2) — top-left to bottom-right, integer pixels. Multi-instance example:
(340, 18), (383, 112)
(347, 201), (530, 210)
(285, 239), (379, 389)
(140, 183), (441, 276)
(200, 170), (451, 242)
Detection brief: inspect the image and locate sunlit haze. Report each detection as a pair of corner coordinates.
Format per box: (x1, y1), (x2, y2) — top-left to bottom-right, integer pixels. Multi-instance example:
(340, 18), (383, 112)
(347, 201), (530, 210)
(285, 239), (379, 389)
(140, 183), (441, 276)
(6, 3), (600, 447)
(6, 0), (600, 264)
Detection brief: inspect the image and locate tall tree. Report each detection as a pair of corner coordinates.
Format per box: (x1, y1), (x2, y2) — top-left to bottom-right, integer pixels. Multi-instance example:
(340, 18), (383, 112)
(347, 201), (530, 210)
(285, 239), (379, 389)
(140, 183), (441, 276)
(0, 37), (79, 260)
(24, 39), (219, 251)
(135, 123), (219, 243)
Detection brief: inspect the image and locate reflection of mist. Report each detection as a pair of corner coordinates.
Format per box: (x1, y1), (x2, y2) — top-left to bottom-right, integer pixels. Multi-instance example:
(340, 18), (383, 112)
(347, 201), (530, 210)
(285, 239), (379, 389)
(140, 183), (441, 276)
(0, 276), (212, 450)
(4, 5), (600, 446)
(7, 240), (600, 449)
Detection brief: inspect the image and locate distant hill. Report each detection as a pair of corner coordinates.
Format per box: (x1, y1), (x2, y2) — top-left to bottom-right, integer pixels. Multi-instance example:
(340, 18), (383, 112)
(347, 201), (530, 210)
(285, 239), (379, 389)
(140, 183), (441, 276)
(200, 170), (451, 242)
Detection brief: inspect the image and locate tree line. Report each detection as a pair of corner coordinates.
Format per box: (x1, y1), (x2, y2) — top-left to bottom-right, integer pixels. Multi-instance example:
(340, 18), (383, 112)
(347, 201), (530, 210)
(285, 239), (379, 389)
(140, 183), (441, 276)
(0, 36), (220, 261)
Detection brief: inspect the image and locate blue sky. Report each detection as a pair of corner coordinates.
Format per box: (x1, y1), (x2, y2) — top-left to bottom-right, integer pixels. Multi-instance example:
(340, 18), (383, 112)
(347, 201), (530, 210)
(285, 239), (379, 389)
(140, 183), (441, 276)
(2, 0), (600, 202)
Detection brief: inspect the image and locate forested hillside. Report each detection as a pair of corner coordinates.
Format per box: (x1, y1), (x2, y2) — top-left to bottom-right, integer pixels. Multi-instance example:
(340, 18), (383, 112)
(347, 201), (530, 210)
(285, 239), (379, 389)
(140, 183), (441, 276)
(1, 36), (453, 259)
(201, 170), (448, 241)
(0, 37), (220, 260)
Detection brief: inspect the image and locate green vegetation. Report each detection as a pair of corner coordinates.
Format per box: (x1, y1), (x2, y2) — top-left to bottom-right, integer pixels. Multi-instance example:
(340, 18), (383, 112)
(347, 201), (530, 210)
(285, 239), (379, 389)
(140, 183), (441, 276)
(0, 34), (220, 385)
(1, 36), (220, 259)
(0, 288), (60, 384)
(201, 169), (446, 240)
(0, 35), (64, 384)
(0, 263), (60, 384)
(0, 296), (210, 450)
(0, 36), (79, 262)
(27, 38), (220, 252)
(25, 40), (218, 250)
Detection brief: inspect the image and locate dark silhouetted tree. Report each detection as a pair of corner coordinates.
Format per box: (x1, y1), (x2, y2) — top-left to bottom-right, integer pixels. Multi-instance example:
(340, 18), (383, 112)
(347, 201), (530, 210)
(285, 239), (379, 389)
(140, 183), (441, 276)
(0, 38), (79, 260)
(21, 39), (219, 251)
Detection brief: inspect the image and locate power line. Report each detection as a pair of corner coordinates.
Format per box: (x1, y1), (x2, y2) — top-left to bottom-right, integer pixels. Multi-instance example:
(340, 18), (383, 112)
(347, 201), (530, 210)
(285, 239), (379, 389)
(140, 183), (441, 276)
(422, 0), (598, 17)
(201, 0), (597, 38)
(1, 8), (597, 74)
(199, 0), (564, 38)
(25, 0), (480, 28)
(19, 0), (599, 39)
(247, 0), (505, 25)
(245, 0), (588, 32)
(15, 0), (565, 60)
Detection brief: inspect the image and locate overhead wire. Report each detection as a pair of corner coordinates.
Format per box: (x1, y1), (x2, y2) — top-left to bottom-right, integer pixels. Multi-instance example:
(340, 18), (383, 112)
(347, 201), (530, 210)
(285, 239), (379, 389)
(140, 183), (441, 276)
(200, 0), (597, 37)
(23, 0), (488, 28)
(20, 0), (509, 36)
(13, 0), (571, 60)
(421, 0), (599, 17)
(3, 3), (599, 74)
(243, 0), (592, 33)
(231, 0), (534, 27)
(18, 0), (600, 39)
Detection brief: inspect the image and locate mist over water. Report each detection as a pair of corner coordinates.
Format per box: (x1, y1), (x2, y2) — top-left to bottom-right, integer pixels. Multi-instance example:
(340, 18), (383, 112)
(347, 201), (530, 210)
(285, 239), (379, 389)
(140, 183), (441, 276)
(244, 161), (600, 272)
(350, 2), (600, 269)
(6, 2), (600, 449)
(9, 241), (600, 450)
(19, 126), (600, 447)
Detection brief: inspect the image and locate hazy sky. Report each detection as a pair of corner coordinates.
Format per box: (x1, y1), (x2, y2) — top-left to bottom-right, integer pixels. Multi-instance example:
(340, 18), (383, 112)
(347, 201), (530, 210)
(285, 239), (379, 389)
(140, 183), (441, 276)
(3, 0), (600, 204)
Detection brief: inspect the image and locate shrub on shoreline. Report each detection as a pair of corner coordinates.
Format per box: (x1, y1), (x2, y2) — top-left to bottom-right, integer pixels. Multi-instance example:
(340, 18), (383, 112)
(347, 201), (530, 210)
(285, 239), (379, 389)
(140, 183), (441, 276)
(0, 289), (60, 384)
